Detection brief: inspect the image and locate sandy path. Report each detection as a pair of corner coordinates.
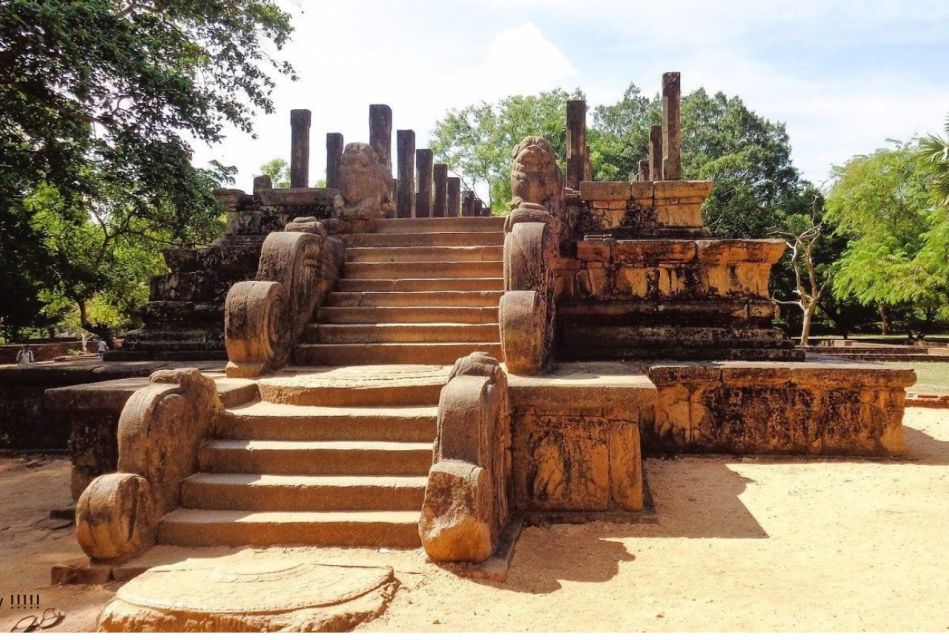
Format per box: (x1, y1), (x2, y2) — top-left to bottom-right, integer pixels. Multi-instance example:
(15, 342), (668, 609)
(0, 407), (946, 632)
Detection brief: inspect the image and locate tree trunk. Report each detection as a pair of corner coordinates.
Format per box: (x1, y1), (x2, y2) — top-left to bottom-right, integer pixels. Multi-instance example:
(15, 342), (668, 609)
(878, 304), (891, 335)
(800, 301), (816, 346)
(76, 298), (115, 347)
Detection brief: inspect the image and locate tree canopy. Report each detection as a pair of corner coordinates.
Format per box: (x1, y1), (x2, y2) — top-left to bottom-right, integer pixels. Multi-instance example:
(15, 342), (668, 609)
(431, 83), (809, 239)
(825, 142), (949, 325)
(0, 0), (295, 339)
(430, 88), (584, 209)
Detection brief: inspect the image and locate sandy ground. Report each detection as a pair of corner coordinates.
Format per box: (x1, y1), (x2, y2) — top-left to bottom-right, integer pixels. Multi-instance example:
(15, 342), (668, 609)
(0, 407), (947, 632)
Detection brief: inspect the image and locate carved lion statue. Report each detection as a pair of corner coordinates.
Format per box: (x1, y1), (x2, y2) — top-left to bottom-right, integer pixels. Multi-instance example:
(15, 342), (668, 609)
(510, 136), (564, 220)
(338, 142), (394, 220)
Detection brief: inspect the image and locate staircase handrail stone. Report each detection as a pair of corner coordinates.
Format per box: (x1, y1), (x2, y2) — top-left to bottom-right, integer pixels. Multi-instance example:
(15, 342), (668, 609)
(419, 353), (511, 564)
(75, 368), (221, 561)
(224, 217), (345, 377)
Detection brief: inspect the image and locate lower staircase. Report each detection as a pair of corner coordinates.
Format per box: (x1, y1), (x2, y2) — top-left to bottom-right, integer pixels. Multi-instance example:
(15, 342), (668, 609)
(158, 216), (506, 549)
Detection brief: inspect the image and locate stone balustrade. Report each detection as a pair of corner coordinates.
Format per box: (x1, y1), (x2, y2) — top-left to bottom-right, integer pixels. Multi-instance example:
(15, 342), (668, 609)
(419, 353), (511, 564)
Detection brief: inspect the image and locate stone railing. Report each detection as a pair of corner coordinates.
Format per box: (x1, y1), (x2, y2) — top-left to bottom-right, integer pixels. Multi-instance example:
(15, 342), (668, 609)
(499, 204), (557, 374)
(224, 217), (344, 377)
(419, 353), (511, 564)
(75, 369), (221, 562)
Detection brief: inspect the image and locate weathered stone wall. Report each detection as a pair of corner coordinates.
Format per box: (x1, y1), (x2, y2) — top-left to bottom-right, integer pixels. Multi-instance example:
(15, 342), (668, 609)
(0, 361), (184, 450)
(577, 180), (712, 237)
(507, 366), (655, 515)
(115, 188), (342, 361)
(646, 361), (915, 456)
(0, 340), (95, 364)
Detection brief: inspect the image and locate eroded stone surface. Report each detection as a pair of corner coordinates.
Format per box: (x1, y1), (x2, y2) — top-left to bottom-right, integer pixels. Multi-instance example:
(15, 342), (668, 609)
(97, 559), (397, 632)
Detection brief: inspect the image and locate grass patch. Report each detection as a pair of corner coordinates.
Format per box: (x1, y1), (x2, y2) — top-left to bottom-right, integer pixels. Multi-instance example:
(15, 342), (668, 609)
(906, 361), (949, 393)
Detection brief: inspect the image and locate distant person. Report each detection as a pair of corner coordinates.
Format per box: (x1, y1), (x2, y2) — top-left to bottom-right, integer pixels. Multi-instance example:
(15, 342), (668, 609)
(15, 345), (35, 365)
(97, 339), (109, 360)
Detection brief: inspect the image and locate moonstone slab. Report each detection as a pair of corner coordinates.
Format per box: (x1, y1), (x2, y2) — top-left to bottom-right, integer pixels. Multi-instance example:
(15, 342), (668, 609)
(97, 559), (397, 632)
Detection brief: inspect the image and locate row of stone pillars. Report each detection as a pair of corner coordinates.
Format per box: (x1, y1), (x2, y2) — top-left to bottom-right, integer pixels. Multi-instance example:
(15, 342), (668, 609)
(561, 72), (683, 186)
(636, 72), (682, 182)
(286, 105), (491, 218)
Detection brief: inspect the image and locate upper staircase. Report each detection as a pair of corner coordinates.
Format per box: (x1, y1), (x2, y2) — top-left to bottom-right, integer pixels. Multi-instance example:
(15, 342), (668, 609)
(293, 217), (506, 366)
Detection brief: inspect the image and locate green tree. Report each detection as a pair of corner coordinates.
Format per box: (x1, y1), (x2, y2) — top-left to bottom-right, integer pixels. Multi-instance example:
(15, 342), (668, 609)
(825, 142), (949, 333)
(589, 84), (660, 181)
(591, 85), (808, 238)
(259, 158), (291, 189)
(0, 0), (294, 338)
(430, 89), (584, 209)
(919, 114), (949, 207)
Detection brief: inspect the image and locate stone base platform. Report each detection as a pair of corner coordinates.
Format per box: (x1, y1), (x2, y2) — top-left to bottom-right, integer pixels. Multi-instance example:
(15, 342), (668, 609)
(507, 362), (656, 516)
(647, 358), (915, 456)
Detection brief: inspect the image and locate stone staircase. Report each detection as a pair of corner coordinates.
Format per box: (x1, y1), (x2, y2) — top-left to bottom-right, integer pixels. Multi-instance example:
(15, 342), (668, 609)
(158, 366), (450, 548)
(157, 216), (506, 550)
(293, 216), (506, 366)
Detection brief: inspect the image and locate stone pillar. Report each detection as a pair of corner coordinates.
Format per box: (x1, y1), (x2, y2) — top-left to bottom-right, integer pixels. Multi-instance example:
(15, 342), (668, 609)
(462, 190), (475, 217)
(290, 109), (311, 188)
(661, 72), (682, 180)
(416, 149), (433, 218)
(432, 163), (448, 217)
(473, 197), (483, 217)
(397, 130), (415, 218)
(446, 177), (461, 218)
(566, 100), (587, 189)
(481, 204), (491, 217)
(649, 124), (663, 182)
(369, 104), (392, 175)
(638, 160), (649, 182)
(253, 175), (272, 194)
(326, 132), (344, 189)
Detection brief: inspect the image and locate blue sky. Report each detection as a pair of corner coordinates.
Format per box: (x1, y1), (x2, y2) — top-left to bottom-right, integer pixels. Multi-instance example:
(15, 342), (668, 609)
(193, 0), (949, 198)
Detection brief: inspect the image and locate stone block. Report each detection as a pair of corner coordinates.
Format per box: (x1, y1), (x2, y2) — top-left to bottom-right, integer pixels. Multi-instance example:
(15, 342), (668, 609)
(613, 240), (696, 264)
(513, 414), (610, 511)
(419, 459), (492, 563)
(629, 182), (654, 200)
(653, 180), (714, 200)
(580, 181), (631, 200)
(51, 558), (113, 585)
(576, 241), (612, 262)
(655, 203), (703, 227)
(615, 266), (649, 298)
(591, 199), (628, 209)
(695, 239), (786, 265)
(609, 425), (643, 510)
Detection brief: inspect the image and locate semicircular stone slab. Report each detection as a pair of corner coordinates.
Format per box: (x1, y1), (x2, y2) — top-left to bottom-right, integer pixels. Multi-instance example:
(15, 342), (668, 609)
(97, 560), (397, 632)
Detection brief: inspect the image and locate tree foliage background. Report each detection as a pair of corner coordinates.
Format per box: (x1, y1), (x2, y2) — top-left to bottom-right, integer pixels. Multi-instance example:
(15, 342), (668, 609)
(0, 0), (294, 340)
(431, 85), (949, 338)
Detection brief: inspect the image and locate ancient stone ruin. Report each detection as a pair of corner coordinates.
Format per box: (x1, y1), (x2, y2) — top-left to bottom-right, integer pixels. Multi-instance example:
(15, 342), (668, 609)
(54, 73), (915, 631)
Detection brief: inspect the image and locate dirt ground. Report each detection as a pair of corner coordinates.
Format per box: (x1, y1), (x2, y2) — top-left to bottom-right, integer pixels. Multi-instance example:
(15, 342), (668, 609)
(0, 407), (947, 632)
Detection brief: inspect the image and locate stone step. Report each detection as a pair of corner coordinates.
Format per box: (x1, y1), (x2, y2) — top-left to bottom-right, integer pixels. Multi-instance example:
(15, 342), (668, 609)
(346, 245), (503, 263)
(347, 231), (503, 247)
(180, 473), (427, 512)
(293, 342), (503, 366)
(197, 440), (433, 475)
(560, 325), (791, 348)
(334, 278), (504, 293)
(317, 306), (498, 324)
(328, 291), (504, 309)
(305, 322), (499, 344)
(218, 402), (437, 441)
(559, 346), (805, 361)
(256, 366), (449, 406)
(375, 217), (505, 233)
(344, 260), (502, 279)
(158, 508), (420, 548)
